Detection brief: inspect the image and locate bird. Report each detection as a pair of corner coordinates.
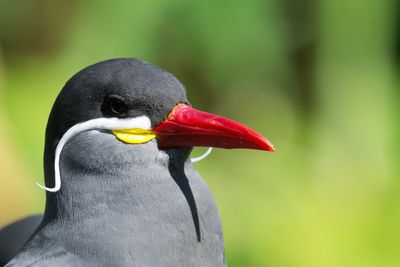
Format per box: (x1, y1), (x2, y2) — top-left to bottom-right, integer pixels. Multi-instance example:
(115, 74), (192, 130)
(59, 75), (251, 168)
(1, 58), (274, 266)
(0, 215), (42, 266)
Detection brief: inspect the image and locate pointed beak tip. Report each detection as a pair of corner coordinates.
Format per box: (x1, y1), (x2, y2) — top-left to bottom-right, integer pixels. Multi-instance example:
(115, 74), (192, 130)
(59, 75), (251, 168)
(260, 140), (275, 152)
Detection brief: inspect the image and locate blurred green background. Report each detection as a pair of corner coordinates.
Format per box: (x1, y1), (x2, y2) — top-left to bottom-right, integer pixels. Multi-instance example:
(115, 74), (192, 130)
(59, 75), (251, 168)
(0, 0), (399, 266)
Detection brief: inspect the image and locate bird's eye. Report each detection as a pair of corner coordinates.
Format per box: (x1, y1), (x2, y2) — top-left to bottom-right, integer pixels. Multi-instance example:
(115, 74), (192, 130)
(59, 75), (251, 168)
(102, 95), (129, 116)
(109, 98), (128, 114)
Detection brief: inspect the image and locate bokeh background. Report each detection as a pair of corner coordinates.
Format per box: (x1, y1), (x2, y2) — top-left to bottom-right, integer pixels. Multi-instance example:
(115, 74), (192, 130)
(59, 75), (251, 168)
(0, 0), (399, 266)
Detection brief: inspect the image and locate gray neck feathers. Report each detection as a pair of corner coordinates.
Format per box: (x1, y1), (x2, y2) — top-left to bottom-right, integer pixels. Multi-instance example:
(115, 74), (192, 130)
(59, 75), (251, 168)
(35, 130), (225, 266)
(43, 130), (190, 221)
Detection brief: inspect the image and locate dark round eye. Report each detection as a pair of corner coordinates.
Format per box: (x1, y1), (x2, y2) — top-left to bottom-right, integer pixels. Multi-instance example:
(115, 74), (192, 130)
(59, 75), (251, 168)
(109, 97), (128, 114)
(102, 95), (129, 116)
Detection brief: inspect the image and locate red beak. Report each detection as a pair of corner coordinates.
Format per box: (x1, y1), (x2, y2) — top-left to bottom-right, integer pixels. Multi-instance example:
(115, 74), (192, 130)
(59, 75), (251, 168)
(153, 104), (275, 151)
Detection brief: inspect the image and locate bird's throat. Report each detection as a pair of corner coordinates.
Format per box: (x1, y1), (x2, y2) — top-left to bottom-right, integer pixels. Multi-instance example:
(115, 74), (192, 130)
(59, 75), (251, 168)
(39, 125), (224, 266)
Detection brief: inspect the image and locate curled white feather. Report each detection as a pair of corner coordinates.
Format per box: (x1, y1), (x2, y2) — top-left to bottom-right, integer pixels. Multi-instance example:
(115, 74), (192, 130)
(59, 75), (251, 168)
(36, 116), (152, 192)
(191, 147), (213, 163)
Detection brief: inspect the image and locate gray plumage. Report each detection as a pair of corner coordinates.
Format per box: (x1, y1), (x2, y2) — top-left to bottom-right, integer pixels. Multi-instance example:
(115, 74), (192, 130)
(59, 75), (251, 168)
(0, 215), (42, 266)
(5, 59), (225, 266)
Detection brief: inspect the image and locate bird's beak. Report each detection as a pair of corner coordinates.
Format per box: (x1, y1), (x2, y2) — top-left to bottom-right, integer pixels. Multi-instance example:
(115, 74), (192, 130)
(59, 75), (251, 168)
(113, 104), (274, 151)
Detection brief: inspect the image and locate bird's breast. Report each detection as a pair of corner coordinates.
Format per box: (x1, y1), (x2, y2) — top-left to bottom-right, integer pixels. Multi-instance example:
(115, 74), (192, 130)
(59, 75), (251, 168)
(44, 132), (225, 266)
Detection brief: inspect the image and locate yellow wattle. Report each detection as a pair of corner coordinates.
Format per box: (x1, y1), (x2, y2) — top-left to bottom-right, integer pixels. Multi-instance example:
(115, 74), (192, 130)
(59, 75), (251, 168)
(112, 128), (156, 144)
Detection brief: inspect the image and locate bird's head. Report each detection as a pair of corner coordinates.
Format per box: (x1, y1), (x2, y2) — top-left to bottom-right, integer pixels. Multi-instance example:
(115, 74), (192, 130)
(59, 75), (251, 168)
(42, 58), (274, 192)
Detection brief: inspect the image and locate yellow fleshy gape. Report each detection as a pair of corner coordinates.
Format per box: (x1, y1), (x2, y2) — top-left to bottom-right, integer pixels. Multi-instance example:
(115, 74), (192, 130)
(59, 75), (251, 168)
(112, 128), (156, 144)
